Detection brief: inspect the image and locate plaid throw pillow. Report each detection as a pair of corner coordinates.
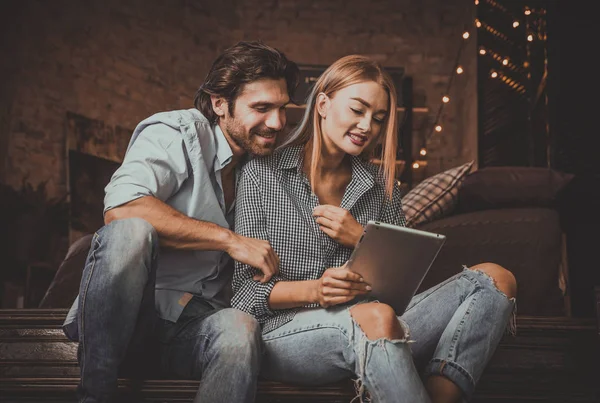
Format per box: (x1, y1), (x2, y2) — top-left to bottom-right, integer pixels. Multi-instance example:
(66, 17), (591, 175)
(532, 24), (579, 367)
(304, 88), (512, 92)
(402, 161), (474, 228)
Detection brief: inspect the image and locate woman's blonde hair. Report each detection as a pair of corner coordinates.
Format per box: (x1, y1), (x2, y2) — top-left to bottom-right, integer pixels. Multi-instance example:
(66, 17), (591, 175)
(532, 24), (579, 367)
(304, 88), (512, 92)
(279, 55), (398, 198)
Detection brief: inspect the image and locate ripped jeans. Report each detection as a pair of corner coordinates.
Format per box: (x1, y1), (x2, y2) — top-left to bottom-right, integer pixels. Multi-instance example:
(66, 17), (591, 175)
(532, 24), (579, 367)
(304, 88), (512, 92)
(260, 267), (516, 402)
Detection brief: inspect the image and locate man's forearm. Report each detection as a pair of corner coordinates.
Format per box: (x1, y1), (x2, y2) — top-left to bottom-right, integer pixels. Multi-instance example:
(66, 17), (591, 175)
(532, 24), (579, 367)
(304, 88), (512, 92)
(268, 280), (317, 310)
(104, 196), (234, 251)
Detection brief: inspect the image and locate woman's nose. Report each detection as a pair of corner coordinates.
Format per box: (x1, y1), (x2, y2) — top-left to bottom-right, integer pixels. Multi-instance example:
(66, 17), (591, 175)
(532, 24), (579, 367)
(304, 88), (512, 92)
(357, 117), (371, 133)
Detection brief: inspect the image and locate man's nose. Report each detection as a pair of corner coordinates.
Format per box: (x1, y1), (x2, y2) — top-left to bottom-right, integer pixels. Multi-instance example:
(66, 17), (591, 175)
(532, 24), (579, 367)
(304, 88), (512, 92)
(266, 109), (286, 131)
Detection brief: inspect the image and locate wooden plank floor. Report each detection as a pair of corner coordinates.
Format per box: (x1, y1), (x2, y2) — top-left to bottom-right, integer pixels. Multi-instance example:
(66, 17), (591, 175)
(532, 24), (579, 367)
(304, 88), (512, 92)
(1, 309), (598, 402)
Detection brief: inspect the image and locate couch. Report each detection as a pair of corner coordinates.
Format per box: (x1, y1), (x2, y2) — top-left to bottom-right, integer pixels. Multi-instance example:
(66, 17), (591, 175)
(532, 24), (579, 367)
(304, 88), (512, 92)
(412, 165), (574, 317)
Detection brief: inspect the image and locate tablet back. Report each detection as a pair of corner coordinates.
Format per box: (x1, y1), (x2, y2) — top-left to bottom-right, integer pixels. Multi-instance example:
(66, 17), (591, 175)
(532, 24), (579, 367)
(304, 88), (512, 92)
(346, 221), (446, 315)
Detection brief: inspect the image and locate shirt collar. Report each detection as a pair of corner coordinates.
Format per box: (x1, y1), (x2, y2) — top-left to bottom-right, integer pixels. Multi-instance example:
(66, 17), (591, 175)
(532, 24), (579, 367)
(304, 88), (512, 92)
(350, 154), (376, 188)
(276, 144), (375, 187)
(277, 144), (304, 171)
(213, 124), (234, 169)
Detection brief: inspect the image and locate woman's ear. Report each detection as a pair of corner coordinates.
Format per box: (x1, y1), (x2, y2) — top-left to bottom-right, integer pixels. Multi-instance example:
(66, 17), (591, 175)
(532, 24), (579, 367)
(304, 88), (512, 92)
(316, 92), (330, 119)
(210, 95), (227, 118)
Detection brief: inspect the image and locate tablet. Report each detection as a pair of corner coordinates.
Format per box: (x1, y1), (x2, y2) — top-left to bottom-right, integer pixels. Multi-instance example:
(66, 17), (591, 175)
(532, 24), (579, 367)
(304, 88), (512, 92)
(346, 220), (446, 315)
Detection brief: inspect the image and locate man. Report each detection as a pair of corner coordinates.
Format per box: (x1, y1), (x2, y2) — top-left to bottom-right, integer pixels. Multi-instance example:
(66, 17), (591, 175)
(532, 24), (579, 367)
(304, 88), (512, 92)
(63, 41), (299, 403)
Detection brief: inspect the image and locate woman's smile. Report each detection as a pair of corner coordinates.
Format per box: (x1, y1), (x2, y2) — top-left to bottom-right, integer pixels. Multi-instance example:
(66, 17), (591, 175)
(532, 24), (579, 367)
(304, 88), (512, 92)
(347, 131), (368, 146)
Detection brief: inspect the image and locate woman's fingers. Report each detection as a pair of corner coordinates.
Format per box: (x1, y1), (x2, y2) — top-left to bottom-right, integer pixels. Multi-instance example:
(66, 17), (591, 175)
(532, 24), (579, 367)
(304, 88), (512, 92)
(328, 268), (364, 283)
(322, 276), (370, 291)
(317, 265), (371, 308)
(322, 287), (370, 297)
(313, 204), (340, 218)
(315, 216), (335, 229)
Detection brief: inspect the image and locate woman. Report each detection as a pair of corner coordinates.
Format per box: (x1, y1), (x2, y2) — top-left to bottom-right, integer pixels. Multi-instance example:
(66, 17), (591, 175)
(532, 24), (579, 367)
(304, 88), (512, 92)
(231, 55), (516, 403)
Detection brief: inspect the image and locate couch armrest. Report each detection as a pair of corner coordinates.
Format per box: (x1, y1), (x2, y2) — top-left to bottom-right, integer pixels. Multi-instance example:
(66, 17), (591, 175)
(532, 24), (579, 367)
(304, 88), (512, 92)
(416, 208), (565, 316)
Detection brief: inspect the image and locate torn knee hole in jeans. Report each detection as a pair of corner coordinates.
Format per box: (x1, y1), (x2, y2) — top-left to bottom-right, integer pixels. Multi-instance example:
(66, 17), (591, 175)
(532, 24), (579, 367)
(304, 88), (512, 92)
(349, 311), (412, 344)
(349, 317), (412, 403)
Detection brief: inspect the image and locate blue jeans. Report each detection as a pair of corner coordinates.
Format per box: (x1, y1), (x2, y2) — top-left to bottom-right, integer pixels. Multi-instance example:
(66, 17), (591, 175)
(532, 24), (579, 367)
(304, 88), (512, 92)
(260, 268), (515, 402)
(64, 218), (262, 403)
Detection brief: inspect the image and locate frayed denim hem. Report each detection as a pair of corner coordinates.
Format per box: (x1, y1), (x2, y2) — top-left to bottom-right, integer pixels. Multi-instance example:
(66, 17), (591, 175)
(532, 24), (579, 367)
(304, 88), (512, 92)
(425, 358), (476, 401)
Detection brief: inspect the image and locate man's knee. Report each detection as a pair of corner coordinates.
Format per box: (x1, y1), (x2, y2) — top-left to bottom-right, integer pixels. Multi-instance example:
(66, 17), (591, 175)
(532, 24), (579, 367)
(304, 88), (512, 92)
(469, 262), (517, 299)
(211, 309), (262, 358)
(350, 302), (404, 340)
(96, 217), (158, 279)
(103, 217), (157, 248)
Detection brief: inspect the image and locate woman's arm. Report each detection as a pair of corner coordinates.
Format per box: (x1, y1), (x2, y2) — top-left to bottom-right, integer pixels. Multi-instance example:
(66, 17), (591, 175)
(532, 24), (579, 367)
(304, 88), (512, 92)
(268, 279), (319, 309)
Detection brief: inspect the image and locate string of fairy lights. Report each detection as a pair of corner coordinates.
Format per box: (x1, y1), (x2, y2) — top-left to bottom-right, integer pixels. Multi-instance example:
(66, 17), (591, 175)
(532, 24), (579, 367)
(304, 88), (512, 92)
(412, 0), (545, 170)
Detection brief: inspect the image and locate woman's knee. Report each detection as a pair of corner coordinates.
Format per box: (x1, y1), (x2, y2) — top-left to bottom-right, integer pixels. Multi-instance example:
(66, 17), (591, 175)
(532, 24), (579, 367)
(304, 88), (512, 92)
(349, 302), (404, 340)
(469, 262), (517, 299)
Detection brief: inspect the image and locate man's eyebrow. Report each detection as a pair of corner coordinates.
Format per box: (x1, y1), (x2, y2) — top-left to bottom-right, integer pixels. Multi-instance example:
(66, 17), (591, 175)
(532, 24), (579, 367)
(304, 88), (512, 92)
(351, 97), (388, 114)
(249, 100), (291, 108)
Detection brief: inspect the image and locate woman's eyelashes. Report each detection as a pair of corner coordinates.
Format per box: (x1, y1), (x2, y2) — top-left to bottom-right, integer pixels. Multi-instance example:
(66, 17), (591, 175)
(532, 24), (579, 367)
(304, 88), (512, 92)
(350, 107), (385, 124)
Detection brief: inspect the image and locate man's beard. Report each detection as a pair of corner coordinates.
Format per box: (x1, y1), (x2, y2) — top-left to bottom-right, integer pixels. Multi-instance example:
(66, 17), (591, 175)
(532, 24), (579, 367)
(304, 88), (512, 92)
(224, 120), (281, 157)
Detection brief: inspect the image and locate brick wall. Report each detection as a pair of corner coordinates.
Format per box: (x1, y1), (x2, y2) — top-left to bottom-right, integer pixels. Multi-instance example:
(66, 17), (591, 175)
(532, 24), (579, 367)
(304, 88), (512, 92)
(0, 0), (477, 199)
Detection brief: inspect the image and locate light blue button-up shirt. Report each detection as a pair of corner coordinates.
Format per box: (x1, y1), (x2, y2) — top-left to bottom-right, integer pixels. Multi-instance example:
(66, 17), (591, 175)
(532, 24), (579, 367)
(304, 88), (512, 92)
(64, 108), (238, 336)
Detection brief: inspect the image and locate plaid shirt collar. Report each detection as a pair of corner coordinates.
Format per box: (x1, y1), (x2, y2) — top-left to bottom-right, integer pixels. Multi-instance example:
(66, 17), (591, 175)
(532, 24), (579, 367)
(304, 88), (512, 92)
(276, 144), (376, 206)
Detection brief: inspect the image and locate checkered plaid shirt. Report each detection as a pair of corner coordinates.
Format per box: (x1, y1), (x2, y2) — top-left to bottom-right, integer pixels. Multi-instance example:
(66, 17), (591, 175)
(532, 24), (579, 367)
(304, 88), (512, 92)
(231, 145), (406, 333)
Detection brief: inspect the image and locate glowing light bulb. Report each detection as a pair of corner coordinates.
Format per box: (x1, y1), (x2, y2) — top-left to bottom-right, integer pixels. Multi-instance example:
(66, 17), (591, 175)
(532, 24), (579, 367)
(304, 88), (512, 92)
(491, 71), (498, 78)
(456, 66), (464, 74)
(502, 59), (509, 66)
(527, 34), (533, 41)
(524, 9), (531, 16)
(513, 21), (520, 28)
(419, 148), (427, 156)
(435, 125), (443, 132)
(479, 48), (486, 55)
(462, 31), (470, 39)
(442, 96), (450, 103)
(412, 162), (420, 169)
(475, 20), (482, 28)
(474, 0), (479, 4)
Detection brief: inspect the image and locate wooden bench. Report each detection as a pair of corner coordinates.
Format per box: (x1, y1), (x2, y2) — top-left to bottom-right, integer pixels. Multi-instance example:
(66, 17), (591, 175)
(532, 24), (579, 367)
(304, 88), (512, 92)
(1, 309), (598, 403)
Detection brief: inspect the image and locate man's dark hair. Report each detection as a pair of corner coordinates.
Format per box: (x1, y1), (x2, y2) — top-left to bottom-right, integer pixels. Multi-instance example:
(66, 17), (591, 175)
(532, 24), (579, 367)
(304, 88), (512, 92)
(194, 41), (300, 124)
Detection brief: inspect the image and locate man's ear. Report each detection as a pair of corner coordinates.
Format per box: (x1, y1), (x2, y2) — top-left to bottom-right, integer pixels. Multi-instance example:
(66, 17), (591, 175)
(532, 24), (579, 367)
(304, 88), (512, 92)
(210, 95), (227, 118)
(316, 93), (330, 119)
